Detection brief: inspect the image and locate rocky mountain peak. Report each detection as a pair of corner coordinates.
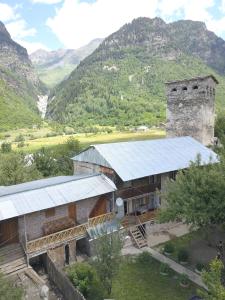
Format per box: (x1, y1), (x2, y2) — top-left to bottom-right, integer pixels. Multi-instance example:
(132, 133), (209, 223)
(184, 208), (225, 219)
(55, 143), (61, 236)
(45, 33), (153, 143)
(0, 21), (11, 40)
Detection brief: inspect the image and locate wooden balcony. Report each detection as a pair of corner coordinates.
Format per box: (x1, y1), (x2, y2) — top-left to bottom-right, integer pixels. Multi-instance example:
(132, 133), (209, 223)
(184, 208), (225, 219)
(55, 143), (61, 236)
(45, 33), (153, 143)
(122, 210), (158, 227)
(26, 212), (115, 256)
(117, 183), (160, 201)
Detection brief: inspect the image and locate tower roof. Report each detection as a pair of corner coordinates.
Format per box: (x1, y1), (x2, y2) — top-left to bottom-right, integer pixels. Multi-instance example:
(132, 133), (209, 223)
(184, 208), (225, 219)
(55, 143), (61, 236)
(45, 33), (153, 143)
(165, 75), (219, 85)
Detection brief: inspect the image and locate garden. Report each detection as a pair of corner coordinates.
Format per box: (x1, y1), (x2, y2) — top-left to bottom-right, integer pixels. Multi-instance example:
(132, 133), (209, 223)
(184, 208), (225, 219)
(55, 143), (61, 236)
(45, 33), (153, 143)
(66, 252), (198, 300)
(155, 226), (225, 274)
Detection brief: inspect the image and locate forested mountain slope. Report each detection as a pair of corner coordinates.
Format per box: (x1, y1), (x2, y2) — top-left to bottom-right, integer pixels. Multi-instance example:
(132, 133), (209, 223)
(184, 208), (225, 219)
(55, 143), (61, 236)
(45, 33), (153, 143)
(47, 17), (225, 129)
(0, 21), (44, 130)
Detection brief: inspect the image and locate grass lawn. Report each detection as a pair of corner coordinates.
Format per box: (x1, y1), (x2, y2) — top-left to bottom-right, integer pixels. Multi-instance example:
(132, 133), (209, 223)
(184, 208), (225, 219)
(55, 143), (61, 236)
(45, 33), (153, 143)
(11, 129), (165, 152)
(111, 257), (198, 300)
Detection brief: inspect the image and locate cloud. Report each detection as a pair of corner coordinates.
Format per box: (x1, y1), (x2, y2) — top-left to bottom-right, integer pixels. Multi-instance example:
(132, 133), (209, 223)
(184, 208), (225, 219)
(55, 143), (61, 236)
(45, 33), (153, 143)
(47, 0), (159, 49)
(6, 19), (36, 39)
(16, 40), (50, 54)
(0, 2), (19, 22)
(158, 0), (215, 22)
(31, 0), (63, 4)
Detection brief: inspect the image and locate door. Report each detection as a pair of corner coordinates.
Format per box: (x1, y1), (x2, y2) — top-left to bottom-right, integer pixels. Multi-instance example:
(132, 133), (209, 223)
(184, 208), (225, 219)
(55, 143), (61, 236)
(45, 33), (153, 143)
(0, 218), (19, 245)
(89, 197), (107, 218)
(68, 203), (77, 223)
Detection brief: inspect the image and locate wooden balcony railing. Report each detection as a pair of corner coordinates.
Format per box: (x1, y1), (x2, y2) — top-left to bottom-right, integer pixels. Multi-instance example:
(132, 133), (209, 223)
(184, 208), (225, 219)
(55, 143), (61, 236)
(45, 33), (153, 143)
(25, 210), (157, 255)
(138, 210), (158, 224)
(26, 212), (116, 255)
(88, 212), (115, 228)
(26, 223), (87, 254)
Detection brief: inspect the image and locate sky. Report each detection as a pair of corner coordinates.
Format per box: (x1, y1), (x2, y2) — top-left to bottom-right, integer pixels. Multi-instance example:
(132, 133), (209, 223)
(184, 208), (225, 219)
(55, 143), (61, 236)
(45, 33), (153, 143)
(1, 0), (225, 54)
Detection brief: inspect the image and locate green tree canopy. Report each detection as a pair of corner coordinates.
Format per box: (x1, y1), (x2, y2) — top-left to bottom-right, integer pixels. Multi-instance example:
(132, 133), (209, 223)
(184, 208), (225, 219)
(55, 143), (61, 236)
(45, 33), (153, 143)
(159, 155), (225, 227)
(0, 152), (41, 185)
(92, 228), (123, 297)
(199, 259), (225, 300)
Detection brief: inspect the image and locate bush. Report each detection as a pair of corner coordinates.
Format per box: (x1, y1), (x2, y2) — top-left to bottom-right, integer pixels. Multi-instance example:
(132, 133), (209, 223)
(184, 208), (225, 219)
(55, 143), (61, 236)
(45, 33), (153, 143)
(1, 142), (12, 153)
(159, 263), (170, 275)
(178, 248), (189, 263)
(163, 242), (175, 254)
(67, 262), (103, 300)
(136, 251), (152, 264)
(196, 262), (204, 272)
(179, 273), (189, 286)
(14, 134), (25, 142)
(17, 141), (25, 148)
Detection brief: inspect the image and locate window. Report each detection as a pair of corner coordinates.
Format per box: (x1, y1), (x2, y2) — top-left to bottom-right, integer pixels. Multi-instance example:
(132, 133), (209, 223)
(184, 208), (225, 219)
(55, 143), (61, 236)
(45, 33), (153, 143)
(193, 85), (198, 90)
(171, 88), (177, 92)
(45, 208), (55, 218)
(182, 86), (187, 91)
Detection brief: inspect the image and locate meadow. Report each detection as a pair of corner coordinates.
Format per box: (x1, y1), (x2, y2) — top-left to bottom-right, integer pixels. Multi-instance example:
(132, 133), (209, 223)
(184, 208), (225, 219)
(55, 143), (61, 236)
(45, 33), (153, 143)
(9, 129), (165, 153)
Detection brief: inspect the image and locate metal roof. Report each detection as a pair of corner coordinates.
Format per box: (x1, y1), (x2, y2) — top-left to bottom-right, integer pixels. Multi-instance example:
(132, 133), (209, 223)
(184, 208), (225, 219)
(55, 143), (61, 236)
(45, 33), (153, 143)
(72, 137), (218, 182)
(0, 175), (90, 197)
(0, 174), (117, 221)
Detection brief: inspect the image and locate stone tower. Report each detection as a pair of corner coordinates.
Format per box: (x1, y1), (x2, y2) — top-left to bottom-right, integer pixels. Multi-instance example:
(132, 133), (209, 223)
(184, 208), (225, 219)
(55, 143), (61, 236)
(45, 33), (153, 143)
(165, 75), (218, 146)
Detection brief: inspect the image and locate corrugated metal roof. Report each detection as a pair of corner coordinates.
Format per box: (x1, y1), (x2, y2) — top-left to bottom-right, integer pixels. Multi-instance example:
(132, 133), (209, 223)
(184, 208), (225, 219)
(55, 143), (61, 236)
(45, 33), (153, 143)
(0, 175), (90, 197)
(0, 174), (117, 221)
(72, 137), (218, 182)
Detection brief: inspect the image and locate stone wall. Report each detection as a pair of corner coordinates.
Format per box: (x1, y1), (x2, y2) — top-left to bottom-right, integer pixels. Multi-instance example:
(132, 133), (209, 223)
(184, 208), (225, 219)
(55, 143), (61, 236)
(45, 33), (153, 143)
(45, 252), (86, 300)
(18, 196), (109, 241)
(166, 76), (217, 145)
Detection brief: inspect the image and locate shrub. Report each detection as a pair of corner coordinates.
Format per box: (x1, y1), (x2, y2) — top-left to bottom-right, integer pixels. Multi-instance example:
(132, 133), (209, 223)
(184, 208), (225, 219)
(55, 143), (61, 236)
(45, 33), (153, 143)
(160, 263), (170, 275)
(136, 251), (152, 264)
(14, 134), (25, 142)
(1, 142), (12, 153)
(17, 141), (25, 148)
(196, 262), (204, 272)
(179, 273), (189, 286)
(163, 242), (175, 254)
(178, 248), (189, 263)
(67, 262), (103, 299)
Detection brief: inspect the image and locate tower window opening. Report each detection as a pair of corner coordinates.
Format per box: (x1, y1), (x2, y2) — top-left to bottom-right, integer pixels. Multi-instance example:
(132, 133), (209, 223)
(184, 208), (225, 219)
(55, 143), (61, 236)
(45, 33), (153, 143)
(171, 88), (177, 92)
(193, 85), (198, 90)
(182, 86), (187, 91)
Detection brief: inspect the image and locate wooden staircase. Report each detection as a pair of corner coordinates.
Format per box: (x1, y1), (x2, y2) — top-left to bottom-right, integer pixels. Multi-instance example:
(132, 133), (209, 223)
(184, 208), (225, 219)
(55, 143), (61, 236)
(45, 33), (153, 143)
(130, 225), (148, 249)
(0, 243), (28, 276)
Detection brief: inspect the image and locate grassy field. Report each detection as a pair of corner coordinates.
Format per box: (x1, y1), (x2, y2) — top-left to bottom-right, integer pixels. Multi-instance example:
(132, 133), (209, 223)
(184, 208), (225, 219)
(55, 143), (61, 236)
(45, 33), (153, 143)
(10, 129), (165, 152)
(111, 257), (198, 300)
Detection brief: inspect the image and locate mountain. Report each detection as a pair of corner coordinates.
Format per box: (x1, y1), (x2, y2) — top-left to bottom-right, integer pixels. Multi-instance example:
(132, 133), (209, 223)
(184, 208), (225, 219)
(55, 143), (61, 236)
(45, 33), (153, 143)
(0, 21), (44, 130)
(46, 17), (225, 130)
(30, 38), (103, 88)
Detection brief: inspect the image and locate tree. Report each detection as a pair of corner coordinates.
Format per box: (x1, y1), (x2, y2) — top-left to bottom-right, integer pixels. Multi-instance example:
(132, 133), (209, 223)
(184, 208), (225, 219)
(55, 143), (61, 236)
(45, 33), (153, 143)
(0, 272), (23, 299)
(0, 152), (41, 185)
(65, 137), (80, 155)
(33, 148), (59, 177)
(159, 155), (225, 227)
(199, 259), (225, 300)
(1, 142), (12, 153)
(92, 228), (123, 296)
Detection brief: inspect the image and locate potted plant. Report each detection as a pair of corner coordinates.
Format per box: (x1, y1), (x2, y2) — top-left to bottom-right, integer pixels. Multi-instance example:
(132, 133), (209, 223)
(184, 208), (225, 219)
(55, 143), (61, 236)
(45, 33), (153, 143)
(179, 273), (189, 288)
(195, 262), (204, 274)
(178, 248), (189, 264)
(163, 242), (175, 256)
(159, 263), (170, 276)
